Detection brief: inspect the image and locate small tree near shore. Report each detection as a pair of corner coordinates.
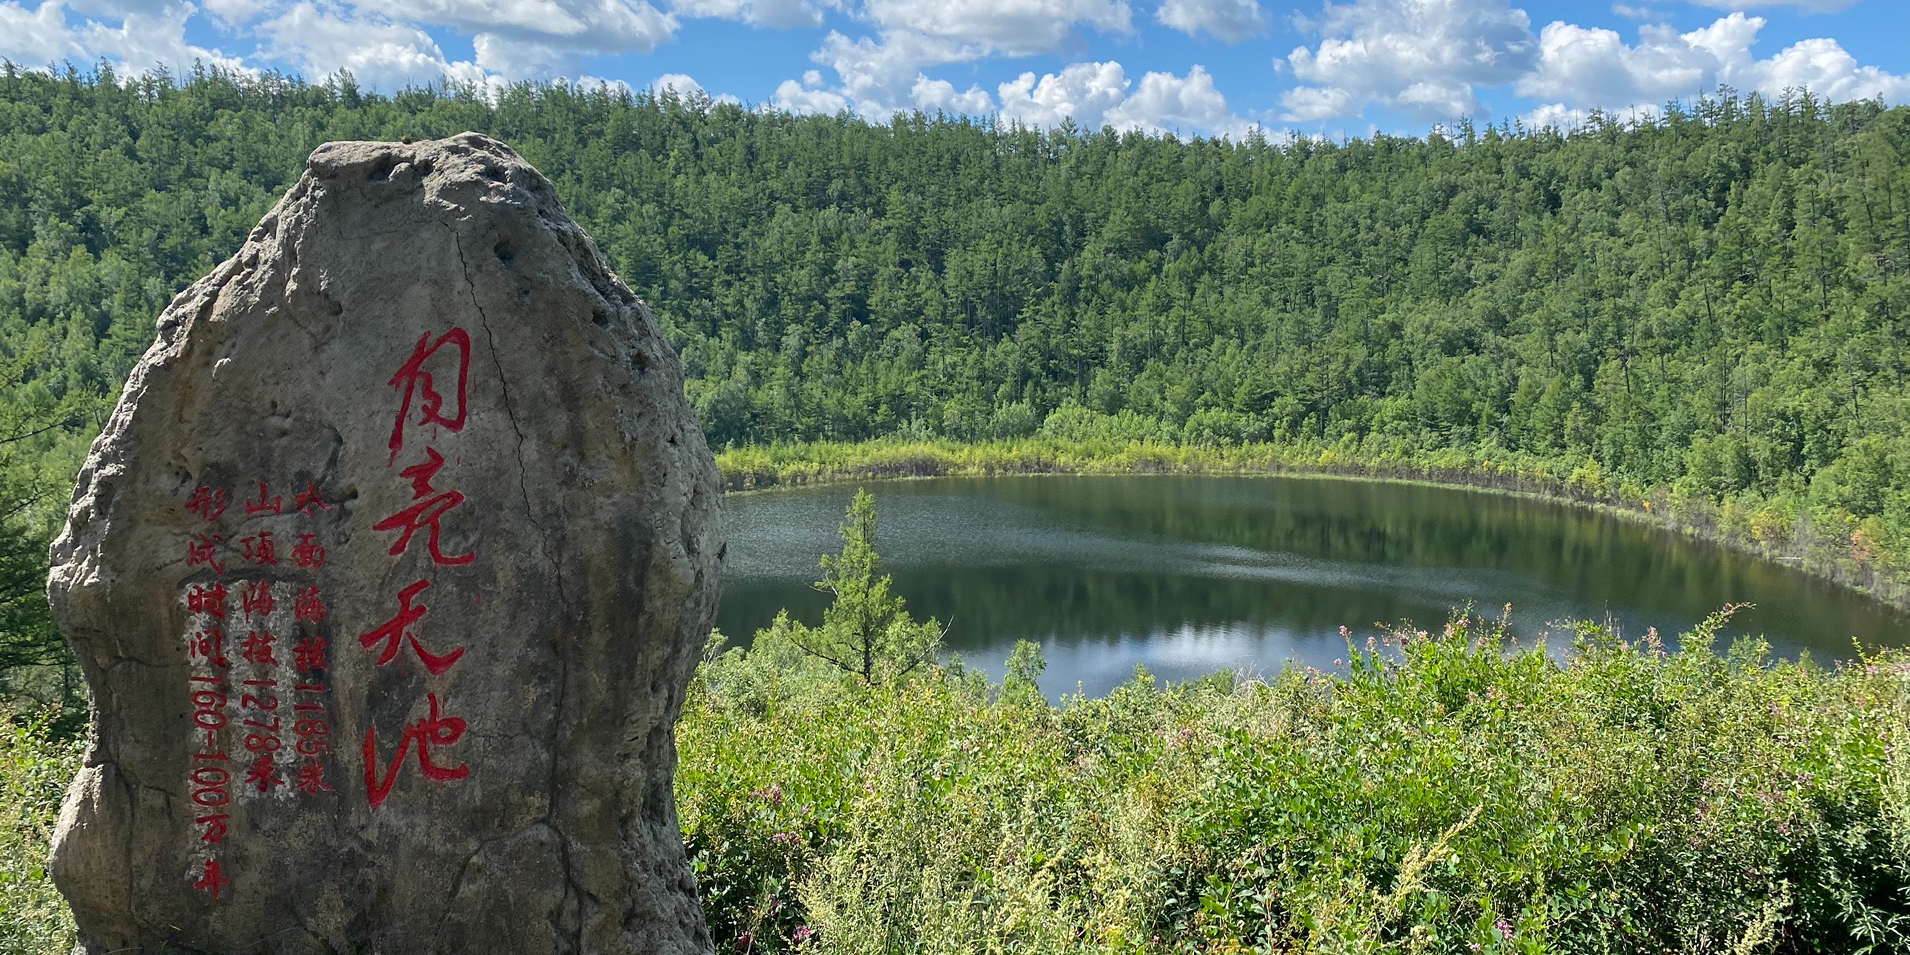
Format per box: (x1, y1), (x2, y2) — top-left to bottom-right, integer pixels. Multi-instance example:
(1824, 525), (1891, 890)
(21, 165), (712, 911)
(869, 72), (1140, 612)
(782, 488), (941, 684)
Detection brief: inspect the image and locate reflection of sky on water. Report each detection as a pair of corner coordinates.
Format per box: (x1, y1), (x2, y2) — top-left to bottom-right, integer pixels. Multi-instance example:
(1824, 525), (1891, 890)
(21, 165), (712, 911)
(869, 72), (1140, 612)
(716, 476), (1910, 699)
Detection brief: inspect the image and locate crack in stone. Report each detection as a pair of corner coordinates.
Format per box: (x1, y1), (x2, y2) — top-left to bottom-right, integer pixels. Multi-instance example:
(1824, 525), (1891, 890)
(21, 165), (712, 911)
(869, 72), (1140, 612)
(444, 223), (562, 604)
(445, 222), (581, 953)
(433, 819), (584, 955)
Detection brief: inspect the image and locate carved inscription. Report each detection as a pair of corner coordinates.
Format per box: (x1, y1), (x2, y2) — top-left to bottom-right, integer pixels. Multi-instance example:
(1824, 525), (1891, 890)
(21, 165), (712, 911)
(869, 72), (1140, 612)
(361, 326), (476, 809)
(179, 478), (337, 901)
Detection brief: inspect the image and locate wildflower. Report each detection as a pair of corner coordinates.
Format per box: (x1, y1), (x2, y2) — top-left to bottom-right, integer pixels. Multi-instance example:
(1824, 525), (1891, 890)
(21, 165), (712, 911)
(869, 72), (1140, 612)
(770, 830), (800, 845)
(793, 926), (817, 945)
(752, 784), (784, 808)
(1497, 918), (1514, 940)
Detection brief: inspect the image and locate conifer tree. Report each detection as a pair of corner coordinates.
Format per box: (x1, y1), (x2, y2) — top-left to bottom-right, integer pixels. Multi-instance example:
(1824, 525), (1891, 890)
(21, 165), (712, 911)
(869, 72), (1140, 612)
(784, 489), (941, 684)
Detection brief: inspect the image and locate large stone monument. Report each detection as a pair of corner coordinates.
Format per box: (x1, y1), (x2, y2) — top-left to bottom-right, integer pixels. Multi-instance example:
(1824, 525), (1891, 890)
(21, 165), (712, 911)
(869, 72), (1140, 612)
(46, 133), (723, 954)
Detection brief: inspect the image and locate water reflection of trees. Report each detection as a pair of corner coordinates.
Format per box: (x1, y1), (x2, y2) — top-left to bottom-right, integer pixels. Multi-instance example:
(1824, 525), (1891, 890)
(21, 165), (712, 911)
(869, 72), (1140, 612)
(973, 476), (1825, 616)
(729, 566), (1481, 652)
(716, 477), (1910, 660)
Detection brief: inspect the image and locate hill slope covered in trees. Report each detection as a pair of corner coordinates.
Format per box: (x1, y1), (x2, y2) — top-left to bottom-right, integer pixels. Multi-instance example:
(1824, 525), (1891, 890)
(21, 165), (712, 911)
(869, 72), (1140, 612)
(1, 66), (1908, 606)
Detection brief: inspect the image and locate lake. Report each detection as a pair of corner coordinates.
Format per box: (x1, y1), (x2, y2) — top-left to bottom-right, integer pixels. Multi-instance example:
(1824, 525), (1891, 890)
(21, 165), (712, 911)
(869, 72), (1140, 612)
(713, 474), (1910, 697)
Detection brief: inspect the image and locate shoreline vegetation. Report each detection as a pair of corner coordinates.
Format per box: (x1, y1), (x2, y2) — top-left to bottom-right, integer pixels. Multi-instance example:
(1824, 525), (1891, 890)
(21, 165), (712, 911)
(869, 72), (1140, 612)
(716, 437), (1910, 615)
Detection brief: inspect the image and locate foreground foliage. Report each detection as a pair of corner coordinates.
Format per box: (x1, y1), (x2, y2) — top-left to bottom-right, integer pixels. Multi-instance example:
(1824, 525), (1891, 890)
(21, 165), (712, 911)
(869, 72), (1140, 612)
(5, 619), (1907, 953)
(677, 616), (1910, 954)
(0, 709), (78, 955)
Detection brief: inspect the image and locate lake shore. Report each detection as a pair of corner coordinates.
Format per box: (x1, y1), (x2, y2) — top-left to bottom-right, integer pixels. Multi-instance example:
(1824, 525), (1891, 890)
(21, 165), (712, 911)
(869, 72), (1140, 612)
(716, 437), (1910, 614)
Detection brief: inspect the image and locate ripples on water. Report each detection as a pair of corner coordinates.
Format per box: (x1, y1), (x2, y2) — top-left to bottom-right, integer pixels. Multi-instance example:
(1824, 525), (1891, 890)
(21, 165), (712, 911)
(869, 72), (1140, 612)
(715, 475), (1910, 698)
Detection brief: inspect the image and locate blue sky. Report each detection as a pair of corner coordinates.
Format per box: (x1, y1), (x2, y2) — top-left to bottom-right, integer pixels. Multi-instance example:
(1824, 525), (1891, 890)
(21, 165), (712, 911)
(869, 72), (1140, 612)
(1, 0), (1905, 139)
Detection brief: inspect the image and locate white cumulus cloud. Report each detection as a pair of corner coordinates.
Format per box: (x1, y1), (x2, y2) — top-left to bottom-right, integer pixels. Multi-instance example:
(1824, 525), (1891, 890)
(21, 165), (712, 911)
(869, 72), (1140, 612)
(911, 75), (992, 115)
(0, 1), (76, 66)
(774, 69), (851, 113)
(371, 0), (677, 77)
(651, 70), (740, 103)
(1518, 13), (1910, 125)
(1156, 0), (1263, 43)
(669, 0), (831, 28)
(862, 0), (1131, 57)
(1519, 102), (1590, 130)
(377, 0), (676, 50)
(261, 3), (495, 91)
(998, 60), (1130, 127)
(1515, 20), (1710, 104)
(802, 29), (981, 115)
(788, 0), (1142, 122)
(997, 60), (1251, 137)
(1108, 64), (1247, 135)
(0, 1), (251, 76)
(1664, 0), (1857, 10)
(1281, 0), (1539, 122)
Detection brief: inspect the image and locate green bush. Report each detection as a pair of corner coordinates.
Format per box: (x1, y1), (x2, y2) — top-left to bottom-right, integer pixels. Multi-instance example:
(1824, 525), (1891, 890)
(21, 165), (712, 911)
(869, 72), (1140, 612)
(676, 613), (1910, 954)
(7, 616), (1908, 954)
(0, 709), (79, 955)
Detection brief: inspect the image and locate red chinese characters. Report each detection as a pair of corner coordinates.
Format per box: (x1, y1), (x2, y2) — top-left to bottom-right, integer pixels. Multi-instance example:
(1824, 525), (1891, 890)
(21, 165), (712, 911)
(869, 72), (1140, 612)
(241, 629), (277, 666)
(286, 577), (335, 801)
(185, 485), (227, 523)
(187, 582), (228, 618)
(178, 475), (338, 902)
(358, 580), (465, 674)
(363, 693), (469, 808)
(192, 859), (229, 901)
(244, 481), (283, 515)
(386, 329), (471, 464)
(293, 586), (327, 624)
(292, 533), (327, 569)
(362, 326), (479, 810)
(186, 534), (225, 573)
(239, 580), (275, 620)
(372, 492), (475, 565)
(293, 635), (329, 676)
(293, 481), (334, 516)
(241, 531), (277, 567)
(188, 628), (229, 669)
(185, 663), (232, 893)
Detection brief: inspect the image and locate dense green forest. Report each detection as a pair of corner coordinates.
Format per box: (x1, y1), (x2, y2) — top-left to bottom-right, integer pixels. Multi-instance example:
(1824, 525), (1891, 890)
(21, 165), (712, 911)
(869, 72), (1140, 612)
(2, 65), (1909, 648)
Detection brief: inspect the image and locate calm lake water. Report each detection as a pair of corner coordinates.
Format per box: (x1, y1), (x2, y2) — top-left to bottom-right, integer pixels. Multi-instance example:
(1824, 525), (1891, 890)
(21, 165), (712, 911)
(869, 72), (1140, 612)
(713, 475), (1910, 698)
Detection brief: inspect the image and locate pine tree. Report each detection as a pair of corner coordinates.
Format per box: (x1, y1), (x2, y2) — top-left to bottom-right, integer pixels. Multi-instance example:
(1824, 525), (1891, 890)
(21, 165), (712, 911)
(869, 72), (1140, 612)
(783, 489), (941, 684)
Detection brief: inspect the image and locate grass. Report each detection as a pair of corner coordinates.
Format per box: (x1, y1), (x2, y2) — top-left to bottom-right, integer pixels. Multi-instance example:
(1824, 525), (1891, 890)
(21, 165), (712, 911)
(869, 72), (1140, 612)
(0, 707), (78, 955)
(4, 615), (1909, 952)
(678, 614), (1910, 954)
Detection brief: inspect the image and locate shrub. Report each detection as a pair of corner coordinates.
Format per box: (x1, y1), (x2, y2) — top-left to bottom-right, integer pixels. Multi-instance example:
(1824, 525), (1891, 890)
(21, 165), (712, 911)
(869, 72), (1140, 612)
(0, 708), (79, 955)
(676, 613), (1910, 954)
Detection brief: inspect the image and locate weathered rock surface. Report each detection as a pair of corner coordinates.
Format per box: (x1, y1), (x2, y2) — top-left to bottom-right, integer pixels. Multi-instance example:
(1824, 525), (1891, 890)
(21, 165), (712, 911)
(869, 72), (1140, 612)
(47, 133), (723, 954)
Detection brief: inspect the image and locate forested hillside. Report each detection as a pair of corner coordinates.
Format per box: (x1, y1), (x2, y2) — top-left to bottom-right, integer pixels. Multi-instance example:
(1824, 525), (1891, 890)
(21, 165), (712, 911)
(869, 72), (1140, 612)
(2, 66), (1908, 581)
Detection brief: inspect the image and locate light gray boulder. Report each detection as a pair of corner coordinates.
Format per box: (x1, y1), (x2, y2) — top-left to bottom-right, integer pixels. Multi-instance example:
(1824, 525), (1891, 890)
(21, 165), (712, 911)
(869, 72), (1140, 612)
(46, 132), (723, 954)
